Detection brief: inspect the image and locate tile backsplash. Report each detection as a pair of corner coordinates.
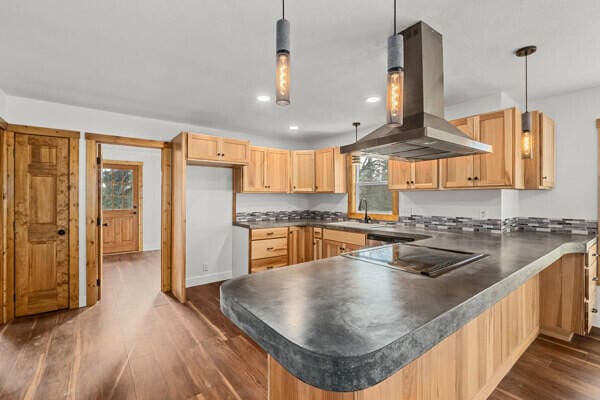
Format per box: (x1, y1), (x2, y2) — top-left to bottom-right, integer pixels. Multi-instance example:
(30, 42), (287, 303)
(236, 210), (597, 236)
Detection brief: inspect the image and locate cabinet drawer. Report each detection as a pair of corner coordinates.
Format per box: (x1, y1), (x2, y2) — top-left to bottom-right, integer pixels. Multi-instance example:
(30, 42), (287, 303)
(323, 229), (366, 247)
(251, 256), (288, 273)
(587, 243), (597, 267)
(251, 227), (289, 240)
(251, 238), (288, 260)
(313, 227), (322, 239)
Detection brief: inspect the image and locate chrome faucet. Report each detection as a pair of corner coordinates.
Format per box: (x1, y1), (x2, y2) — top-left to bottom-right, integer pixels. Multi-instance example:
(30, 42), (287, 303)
(358, 198), (371, 224)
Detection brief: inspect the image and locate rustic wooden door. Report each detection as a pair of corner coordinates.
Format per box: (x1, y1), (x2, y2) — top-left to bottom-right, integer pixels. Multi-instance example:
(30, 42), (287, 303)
(14, 134), (70, 317)
(101, 161), (141, 254)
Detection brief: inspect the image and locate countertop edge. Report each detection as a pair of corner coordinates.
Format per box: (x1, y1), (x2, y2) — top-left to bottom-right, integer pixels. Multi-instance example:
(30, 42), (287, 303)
(220, 238), (595, 392)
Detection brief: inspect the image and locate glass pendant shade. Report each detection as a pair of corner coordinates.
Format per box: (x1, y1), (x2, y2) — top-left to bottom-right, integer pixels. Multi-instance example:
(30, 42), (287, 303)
(521, 111), (533, 160)
(276, 52), (290, 105)
(386, 69), (404, 127)
(386, 34), (404, 127)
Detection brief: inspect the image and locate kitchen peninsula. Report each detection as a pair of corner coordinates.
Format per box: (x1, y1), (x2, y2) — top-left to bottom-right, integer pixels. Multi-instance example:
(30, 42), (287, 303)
(221, 225), (597, 399)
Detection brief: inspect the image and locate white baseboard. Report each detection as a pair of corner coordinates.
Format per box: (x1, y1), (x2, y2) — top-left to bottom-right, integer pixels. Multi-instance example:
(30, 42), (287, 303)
(186, 271), (232, 288)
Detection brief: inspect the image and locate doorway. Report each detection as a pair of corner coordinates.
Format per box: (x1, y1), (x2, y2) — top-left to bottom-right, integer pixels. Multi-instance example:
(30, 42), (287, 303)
(101, 160), (143, 254)
(85, 133), (173, 307)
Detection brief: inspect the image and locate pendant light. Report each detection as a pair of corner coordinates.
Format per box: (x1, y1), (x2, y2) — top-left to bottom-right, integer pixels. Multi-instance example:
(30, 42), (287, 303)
(275, 0), (290, 105)
(516, 45), (537, 160)
(386, 0), (404, 127)
(351, 122), (362, 166)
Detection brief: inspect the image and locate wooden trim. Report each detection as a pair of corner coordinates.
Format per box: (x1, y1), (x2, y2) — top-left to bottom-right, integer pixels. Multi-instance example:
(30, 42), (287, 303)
(170, 133), (187, 302)
(68, 138), (80, 309)
(85, 132), (170, 149)
(8, 124), (80, 139)
(87, 133), (175, 304)
(348, 155), (399, 221)
(0, 117), (7, 130)
(0, 128), (7, 322)
(85, 139), (99, 306)
(4, 131), (14, 322)
(102, 160), (144, 252)
(596, 119), (600, 129)
(161, 147), (172, 293)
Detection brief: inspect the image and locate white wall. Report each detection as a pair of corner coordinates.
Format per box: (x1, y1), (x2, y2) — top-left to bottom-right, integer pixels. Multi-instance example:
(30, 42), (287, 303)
(186, 167), (233, 286)
(236, 193), (311, 213)
(101, 145), (162, 251)
(0, 88), (6, 120)
(519, 86), (600, 219)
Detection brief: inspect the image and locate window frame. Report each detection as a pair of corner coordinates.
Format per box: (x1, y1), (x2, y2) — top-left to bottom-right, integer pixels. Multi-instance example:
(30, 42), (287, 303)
(347, 155), (398, 221)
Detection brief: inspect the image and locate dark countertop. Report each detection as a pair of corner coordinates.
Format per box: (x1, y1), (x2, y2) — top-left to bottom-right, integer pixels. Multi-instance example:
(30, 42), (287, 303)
(222, 223), (596, 392)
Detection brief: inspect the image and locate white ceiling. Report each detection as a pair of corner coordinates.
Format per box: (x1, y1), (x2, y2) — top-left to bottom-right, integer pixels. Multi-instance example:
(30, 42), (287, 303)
(1, 1), (599, 139)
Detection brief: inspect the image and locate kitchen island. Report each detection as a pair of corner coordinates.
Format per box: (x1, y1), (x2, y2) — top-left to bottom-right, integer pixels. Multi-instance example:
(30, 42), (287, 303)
(221, 226), (597, 399)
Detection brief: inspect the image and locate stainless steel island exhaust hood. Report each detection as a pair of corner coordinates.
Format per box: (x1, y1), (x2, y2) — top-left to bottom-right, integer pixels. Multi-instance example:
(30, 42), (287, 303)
(341, 22), (492, 161)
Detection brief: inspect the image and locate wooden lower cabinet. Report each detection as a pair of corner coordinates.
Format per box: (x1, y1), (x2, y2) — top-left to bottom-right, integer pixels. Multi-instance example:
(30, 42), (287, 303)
(540, 249), (598, 339)
(269, 275), (541, 400)
(322, 229), (366, 257)
(288, 226), (313, 265)
(249, 228), (289, 273)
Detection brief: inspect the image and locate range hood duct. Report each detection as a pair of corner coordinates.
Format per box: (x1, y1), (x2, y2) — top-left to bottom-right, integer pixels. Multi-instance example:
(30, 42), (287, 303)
(341, 22), (492, 161)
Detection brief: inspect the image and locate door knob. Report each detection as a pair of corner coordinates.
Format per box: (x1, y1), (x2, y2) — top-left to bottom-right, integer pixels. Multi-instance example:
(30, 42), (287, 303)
(57, 229), (66, 235)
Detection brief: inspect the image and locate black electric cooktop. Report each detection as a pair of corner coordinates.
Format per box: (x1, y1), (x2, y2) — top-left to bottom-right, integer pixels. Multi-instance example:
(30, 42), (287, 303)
(343, 243), (487, 277)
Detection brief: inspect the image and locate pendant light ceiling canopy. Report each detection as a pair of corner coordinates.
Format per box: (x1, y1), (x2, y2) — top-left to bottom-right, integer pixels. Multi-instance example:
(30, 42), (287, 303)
(275, 0), (290, 106)
(386, 0), (404, 127)
(516, 45), (537, 160)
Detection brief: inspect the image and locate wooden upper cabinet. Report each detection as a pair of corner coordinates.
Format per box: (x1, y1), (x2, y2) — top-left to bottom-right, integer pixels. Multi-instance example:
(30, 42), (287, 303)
(315, 148), (334, 192)
(388, 159), (438, 190)
(388, 159), (412, 190)
(291, 150), (315, 192)
(314, 147), (347, 193)
(238, 147), (289, 193)
(220, 138), (250, 164)
(441, 116), (479, 188)
(242, 147), (267, 192)
(524, 111), (556, 189)
(412, 160), (438, 189)
(540, 113), (556, 188)
(266, 148), (290, 192)
(188, 133), (220, 161)
(186, 132), (249, 165)
(477, 109), (517, 187)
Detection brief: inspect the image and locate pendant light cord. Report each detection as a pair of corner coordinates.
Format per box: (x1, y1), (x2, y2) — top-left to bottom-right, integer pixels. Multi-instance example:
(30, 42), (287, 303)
(525, 55), (528, 112)
(393, 0), (397, 35)
(282, 0), (285, 19)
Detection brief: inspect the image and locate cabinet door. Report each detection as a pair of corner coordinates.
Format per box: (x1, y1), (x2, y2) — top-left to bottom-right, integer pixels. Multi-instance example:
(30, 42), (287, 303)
(323, 239), (343, 258)
(412, 160), (439, 189)
(291, 151), (315, 192)
(288, 227), (301, 265)
(477, 109), (513, 187)
(540, 113), (555, 188)
(187, 133), (220, 161)
(388, 159), (412, 190)
(343, 243), (363, 253)
(220, 138), (249, 163)
(315, 147), (335, 192)
(266, 149), (290, 192)
(442, 117), (478, 188)
(313, 238), (323, 260)
(243, 147), (267, 192)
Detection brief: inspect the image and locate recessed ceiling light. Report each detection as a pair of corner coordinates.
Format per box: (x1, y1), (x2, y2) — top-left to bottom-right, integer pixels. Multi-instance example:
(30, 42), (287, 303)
(366, 96), (381, 103)
(257, 95), (271, 102)
(289, 125), (299, 131)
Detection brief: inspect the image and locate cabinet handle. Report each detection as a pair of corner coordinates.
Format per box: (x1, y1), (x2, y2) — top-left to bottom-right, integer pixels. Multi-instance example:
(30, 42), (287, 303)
(593, 277), (599, 282)
(266, 266), (274, 270)
(406, 181), (410, 185)
(266, 232), (274, 235)
(468, 177), (472, 181)
(474, 177), (479, 180)
(543, 176), (548, 179)
(592, 253), (597, 257)
(410, 181), (414, 184)
(266, 247), (274, 251)
(592, 308), (598, 314)
(293, 186), (296, 189)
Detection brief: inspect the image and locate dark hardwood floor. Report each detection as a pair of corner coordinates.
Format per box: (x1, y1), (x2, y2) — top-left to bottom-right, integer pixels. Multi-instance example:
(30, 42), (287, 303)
(0, 251), (599, 399)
